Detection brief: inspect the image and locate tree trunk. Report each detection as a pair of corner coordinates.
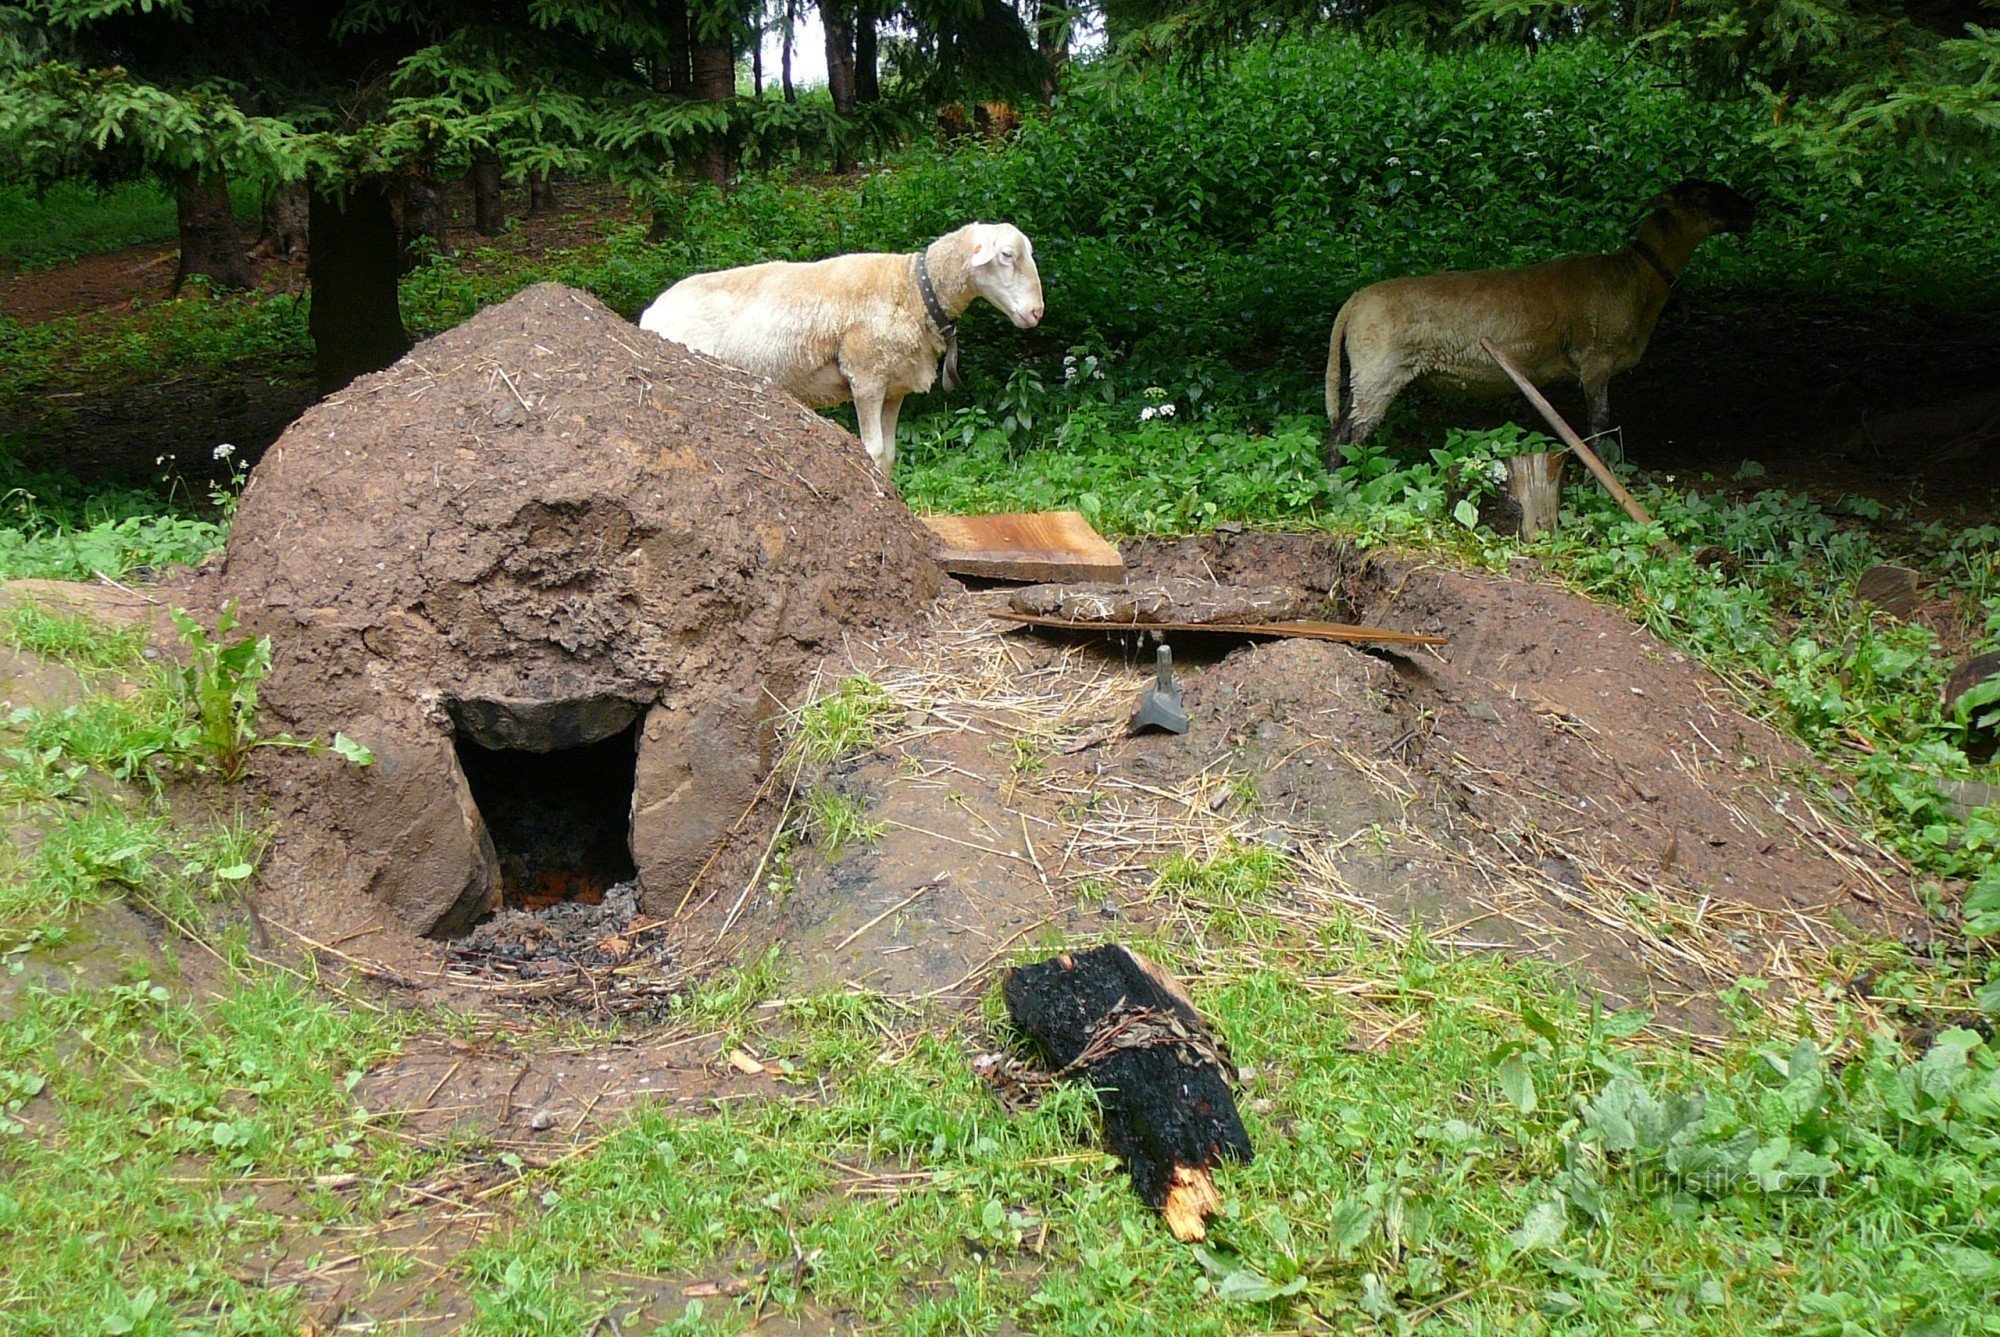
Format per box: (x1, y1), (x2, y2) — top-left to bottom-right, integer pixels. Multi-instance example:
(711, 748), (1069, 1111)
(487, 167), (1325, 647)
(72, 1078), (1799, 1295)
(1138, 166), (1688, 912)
(782, 0), (796, 103)
(854, 1), (879, 103)
(172, 172), (257, 295)
(752, 20), (763, 96)
(1032, 0), (1068, 100)
(656, 0), (692, 95)
(307, 183), (411, 395)
(470, 149), (504, 236)
(527, 171), (559, 217)
(823, 0), (857, 116)
(250, 184), (310, 261)
(395, 165), (452, 269)
(689, 29), (737, 187)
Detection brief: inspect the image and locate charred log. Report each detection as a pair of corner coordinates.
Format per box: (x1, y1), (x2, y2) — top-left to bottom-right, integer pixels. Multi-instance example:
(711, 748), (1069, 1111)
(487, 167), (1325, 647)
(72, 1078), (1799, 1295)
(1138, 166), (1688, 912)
(1002, 944), (1252, 1241)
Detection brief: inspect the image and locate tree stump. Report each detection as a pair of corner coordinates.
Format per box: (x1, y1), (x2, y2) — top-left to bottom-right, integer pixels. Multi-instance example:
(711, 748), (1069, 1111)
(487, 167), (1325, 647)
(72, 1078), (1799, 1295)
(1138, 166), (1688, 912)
(1856, 565), (1922, 620)
(1502, 450), (1567, 539)
(1947, 650), (2000, 765)
(1002, 945), (1253, 1241)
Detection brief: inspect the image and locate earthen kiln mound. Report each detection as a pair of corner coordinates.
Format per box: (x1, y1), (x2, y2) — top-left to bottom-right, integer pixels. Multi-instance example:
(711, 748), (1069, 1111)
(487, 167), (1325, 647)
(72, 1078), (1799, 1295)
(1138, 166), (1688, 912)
(216, 283), (942, 937)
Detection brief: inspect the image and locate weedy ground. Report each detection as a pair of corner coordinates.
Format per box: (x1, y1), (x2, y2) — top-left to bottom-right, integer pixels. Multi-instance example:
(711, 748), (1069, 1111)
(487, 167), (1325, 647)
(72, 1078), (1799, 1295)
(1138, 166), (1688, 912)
(2, 31), (1998, 1334)
(0, 575), (1995, 1334)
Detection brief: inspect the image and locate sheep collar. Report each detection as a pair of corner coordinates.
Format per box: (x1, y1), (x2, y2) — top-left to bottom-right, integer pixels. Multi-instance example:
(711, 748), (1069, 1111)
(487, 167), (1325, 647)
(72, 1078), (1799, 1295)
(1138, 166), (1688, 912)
(1630, 236), (1681, 292)
(914, 252), (963, 391)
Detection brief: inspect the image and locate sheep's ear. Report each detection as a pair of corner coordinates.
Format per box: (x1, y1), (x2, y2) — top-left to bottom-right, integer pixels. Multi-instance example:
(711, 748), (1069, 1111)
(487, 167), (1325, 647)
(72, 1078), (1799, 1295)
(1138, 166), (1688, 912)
(967, 234), (1001, 267)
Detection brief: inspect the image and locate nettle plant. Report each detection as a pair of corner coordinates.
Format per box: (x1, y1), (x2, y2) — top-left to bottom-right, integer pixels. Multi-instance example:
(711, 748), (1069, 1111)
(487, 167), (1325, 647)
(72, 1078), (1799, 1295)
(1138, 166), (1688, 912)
(168, 601), (371, 781)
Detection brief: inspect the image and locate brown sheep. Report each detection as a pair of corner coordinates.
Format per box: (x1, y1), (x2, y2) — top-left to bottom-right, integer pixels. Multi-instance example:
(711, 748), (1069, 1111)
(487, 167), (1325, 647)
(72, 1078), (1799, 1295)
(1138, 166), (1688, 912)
(1324, 179), (1756, 458)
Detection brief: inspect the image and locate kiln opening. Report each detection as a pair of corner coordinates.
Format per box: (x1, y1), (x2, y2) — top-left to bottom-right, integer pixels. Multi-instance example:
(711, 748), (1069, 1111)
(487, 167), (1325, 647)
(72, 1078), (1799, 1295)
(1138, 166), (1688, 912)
(452, 721), (639, 911)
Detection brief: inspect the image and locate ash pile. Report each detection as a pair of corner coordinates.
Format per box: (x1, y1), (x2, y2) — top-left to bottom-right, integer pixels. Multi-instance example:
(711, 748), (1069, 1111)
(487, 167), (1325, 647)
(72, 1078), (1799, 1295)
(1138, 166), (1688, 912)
(448, 882), (662, 976)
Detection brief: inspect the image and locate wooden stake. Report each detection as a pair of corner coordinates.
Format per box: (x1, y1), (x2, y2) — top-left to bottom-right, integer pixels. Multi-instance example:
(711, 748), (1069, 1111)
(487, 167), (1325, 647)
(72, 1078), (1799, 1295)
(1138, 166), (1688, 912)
(1479, 337), (1679, 555)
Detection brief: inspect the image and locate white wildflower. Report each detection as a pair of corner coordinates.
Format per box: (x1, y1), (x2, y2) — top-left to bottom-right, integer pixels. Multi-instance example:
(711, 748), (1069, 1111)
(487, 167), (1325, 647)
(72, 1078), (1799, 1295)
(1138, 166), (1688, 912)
(213, 442), (236, 461)
(1386, 155), (1402, 166)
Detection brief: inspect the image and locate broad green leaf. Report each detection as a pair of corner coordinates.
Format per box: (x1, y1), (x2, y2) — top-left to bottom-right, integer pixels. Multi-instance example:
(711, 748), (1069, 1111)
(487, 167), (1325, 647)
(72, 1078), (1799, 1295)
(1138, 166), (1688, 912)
(1497, 1053), (1537, 1114)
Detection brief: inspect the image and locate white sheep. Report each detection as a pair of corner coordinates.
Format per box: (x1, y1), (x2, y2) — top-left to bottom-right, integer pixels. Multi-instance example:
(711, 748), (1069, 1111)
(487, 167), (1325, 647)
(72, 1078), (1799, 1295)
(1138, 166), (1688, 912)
(638, 222), (1045, 475)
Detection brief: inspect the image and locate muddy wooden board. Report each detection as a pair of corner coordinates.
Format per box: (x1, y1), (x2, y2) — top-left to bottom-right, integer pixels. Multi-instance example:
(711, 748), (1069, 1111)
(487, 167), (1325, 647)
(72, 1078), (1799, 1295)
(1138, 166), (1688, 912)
(990, 609), (1446, 647)
(921, 510), (1126, 582)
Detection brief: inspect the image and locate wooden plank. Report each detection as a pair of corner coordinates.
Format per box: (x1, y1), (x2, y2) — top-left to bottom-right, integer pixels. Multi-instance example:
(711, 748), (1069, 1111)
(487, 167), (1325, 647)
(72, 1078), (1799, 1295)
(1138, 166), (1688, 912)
(990, 610), (1446, 647)
(921, 510), (1126, 582)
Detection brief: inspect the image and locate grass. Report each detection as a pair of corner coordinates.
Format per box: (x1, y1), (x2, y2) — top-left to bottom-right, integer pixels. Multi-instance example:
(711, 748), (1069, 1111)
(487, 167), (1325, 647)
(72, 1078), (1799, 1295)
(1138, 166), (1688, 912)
(790, 675), (901, 765)
(0, 598), (147, 670)
(0, 178), (265, 269)
(0, 584), (1993, 1331)
(804, 786), (883, 861)
(0, 181), (177, 269)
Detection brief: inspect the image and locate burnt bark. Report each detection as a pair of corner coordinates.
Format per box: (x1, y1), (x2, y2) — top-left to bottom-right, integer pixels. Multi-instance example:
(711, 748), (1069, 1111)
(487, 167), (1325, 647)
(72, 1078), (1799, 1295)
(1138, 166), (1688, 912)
(172, 172), (257, 294)
(1003, 945), (1252, 1241)
(470, 148), (504, 236)
(307, 182), (411, 395)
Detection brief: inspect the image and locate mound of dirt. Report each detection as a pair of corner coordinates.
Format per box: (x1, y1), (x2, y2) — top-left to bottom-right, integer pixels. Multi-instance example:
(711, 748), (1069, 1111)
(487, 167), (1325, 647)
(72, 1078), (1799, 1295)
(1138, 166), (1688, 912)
(729, 532), (1925, 1030)
(214, 282), (942, 938)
